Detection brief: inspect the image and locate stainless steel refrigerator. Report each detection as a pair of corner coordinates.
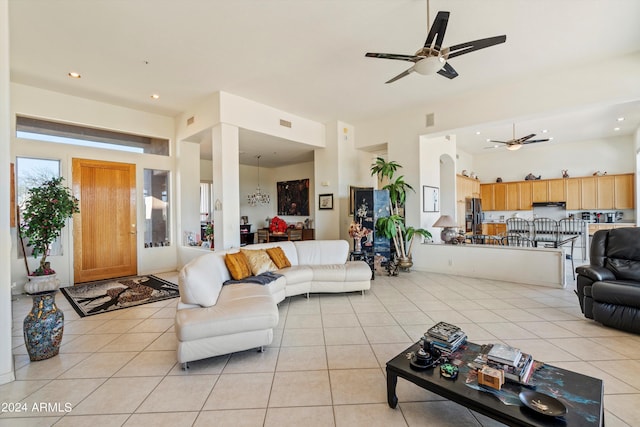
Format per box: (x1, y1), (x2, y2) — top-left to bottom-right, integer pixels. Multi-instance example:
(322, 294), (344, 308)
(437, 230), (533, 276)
(465, 198), (483, 235)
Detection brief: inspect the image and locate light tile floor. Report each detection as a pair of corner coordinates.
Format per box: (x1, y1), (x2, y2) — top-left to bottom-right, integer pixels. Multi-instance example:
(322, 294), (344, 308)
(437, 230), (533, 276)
(3, 267), (640, 427)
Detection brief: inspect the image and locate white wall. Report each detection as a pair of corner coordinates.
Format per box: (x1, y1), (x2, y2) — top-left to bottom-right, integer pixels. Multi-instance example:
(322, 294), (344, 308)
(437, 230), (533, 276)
(0, 0), (15, 386)
(470, 135), (635, 184)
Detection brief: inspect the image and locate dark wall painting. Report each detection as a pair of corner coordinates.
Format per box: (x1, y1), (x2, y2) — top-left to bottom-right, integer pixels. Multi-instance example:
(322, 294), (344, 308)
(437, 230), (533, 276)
(277, 179), (309, 215)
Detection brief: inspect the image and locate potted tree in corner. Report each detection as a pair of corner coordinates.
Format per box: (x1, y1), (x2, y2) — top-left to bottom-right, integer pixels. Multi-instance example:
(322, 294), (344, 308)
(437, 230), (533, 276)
(370, 157), (431, 272)
(20, 176), (80, 293)
(20, 176), (79, 361)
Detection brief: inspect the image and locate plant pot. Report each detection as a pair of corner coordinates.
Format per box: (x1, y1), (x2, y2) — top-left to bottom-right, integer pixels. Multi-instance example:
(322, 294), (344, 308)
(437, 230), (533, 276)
(397, 256), (413, 271)
(23, 290), (64, 361)
(25, 273), (60, 294)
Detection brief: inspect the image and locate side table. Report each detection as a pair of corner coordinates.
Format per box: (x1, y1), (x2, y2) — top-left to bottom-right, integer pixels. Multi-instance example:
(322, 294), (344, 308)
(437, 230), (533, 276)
(349, 250), (374, 279)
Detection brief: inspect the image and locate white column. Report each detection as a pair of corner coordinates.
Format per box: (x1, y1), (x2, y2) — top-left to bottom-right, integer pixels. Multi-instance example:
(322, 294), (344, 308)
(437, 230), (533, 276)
(212, 124), (240, 249)
(0, 0), (16, 385)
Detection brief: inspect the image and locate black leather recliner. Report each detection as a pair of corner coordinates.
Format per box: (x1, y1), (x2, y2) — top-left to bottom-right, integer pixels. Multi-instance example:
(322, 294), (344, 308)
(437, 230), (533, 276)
(576, 227), (640, 334)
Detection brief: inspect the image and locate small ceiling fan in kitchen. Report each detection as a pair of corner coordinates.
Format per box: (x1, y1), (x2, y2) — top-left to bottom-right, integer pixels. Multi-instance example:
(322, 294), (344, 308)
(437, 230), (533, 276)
(485, 123), (551, 151)
(365, 0), (506, 83)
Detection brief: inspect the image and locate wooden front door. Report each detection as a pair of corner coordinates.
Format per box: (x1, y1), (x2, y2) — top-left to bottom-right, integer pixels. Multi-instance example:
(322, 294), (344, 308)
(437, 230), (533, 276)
(73, 158), (137, 283)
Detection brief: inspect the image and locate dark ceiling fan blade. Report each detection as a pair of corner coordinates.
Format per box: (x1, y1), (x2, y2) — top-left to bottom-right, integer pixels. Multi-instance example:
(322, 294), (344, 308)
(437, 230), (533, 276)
(385, 68), (413, 84)
(424, 11), (450, 50)
(365, 52), (420, 62)
(445, 35), (506, 59)
(437, 62), (458, 79)
(489, 140), (509, 144)
(514, 133), (536, 143)
(523, 139), (550, 144)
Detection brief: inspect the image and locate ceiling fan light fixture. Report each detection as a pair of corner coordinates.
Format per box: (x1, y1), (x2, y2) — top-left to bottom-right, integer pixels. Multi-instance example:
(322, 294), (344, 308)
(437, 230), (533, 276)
(506, 144), (522, 151)
(414, 56), (446, 75)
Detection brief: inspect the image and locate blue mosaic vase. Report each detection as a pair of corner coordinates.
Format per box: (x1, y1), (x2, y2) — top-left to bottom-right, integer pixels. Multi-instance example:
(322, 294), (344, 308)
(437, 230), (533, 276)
(23, 291), (64, 361)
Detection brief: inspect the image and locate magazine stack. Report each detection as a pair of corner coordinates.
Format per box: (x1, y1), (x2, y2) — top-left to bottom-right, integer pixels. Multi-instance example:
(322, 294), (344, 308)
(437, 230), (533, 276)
(423, 321), (467, 355)
(472, 343), (535, 384)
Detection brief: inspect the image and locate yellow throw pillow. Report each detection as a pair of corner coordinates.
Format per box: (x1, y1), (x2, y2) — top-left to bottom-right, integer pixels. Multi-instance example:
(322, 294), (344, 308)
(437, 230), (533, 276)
(266, 246), (291, 269)
(241, 249), (278, 275)
(224, 251), (252, 280)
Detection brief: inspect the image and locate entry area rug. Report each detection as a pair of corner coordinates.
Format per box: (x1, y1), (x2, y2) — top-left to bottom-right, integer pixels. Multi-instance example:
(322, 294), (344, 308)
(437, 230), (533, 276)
(61, 275), (179, 317)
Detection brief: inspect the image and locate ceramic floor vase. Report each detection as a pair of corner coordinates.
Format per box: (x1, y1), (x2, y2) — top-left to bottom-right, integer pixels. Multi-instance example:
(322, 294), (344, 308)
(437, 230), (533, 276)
(23, 290), (64, 361)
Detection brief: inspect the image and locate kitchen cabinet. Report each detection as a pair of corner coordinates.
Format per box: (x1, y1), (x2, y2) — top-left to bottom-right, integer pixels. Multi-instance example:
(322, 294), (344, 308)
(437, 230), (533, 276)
(506, 183), (519, 210)
(565, 178), (581, 210)
(480, 184), (494, 211)
(615, 173), (634, 209)
(548, 179), (566, 202)
(480, 174), (634, 211)
(482, 223), (507, 236)
(493, 183), (507, 211)
(518, 181), (532, 210)
(532, 180), (548, 203)
(581, 177), (597, 209)
(589, 223), (636, 235)
(456, 175), (480, 201)
(597, 175), (615, 209)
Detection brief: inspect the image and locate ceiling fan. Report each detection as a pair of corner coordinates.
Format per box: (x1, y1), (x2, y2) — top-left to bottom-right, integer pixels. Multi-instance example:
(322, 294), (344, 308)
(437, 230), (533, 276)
(486, 124), (551, 151)
(365, 2), (506, 84)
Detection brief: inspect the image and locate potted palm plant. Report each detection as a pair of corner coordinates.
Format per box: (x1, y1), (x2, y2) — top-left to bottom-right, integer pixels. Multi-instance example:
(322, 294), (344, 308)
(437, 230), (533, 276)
(20, 176), (79, 293)
(370, 157), (431, 271)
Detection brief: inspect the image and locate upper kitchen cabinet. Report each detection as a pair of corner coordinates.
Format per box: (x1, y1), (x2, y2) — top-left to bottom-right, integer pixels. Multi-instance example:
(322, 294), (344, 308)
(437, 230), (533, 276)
(548, 179), (566, 202)
(565, 178), (581, 210)
(580, 177), (598, 209)
(493, 183), (507, 211)
(518, 181), (533, 210)
(480, 183), (494, 211)
(456, 175), (480, 202)
(531, 180), (548, 203)
(597, 175), (615, 209)
(614, 173), (634, 209)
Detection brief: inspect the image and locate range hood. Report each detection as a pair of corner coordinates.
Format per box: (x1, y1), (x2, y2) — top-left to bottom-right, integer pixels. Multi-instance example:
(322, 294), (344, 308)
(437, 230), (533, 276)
(532, 201), (566, 208)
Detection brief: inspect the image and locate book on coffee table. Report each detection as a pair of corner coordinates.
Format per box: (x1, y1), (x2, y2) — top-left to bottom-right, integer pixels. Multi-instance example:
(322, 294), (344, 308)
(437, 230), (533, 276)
(487, 343), (522, 366)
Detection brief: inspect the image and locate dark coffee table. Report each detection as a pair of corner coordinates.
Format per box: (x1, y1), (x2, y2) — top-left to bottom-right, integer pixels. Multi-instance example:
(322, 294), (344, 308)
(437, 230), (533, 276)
(386, 341), (604, 427)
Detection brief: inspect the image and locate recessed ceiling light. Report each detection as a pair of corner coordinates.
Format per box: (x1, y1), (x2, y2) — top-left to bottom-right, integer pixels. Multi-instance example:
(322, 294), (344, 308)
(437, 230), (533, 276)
(67, 72), (81, 79)
(475, 131), (481, 135)
(614, 127), (620, 131)
(617, 117), (625, 122)
(485, 138), (491, 142)
(150, 94), (160, 100)
(541, 129), (548, 133)
(549, 137), (554, 141)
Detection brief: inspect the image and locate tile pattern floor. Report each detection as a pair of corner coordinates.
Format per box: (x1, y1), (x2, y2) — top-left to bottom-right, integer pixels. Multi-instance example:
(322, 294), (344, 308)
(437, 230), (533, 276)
(3, 268), (640, 426)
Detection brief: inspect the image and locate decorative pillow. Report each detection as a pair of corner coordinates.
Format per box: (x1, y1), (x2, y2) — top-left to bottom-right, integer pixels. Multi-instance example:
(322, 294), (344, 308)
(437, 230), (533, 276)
(266, 246), (291, 269)
(224, 251), (252, 280)
(241, 249), (278, 275)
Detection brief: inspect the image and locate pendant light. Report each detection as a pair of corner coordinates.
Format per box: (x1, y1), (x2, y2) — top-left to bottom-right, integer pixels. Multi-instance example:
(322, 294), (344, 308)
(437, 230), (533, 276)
(247, 155), (270, 206)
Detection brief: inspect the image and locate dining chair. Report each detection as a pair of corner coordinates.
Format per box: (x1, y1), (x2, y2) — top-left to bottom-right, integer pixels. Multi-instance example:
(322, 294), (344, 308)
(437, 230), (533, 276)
(257, 229), (269, 243)
(558, 218), (587, 259)
(501, 233), (533, 247)
(532, 218), (559, 246)
(505, 218), (532, 239)
(287, 229), (303, 241)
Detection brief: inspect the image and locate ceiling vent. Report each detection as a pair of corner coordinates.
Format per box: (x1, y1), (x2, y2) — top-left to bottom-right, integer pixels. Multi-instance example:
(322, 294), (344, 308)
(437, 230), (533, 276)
(187, 116), (195, 126)
(279, 119), (292, 128)
(425, 113), (435, 127)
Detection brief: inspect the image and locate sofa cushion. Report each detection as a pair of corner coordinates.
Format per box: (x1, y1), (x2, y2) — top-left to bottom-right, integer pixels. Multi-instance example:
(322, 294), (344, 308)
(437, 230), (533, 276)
(278, 265), (314, 285)
(241, 248), (278, 275)
(294, 240), (349, 265)
(178, 252), (230, 307)
(266, 246), (291, 269)
(225, 251), (252, 280)
(175, 283), (279, 342)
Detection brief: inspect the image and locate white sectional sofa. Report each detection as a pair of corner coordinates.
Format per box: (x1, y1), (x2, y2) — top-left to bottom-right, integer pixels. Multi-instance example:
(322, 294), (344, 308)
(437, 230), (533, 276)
(175, 240), (371, 367)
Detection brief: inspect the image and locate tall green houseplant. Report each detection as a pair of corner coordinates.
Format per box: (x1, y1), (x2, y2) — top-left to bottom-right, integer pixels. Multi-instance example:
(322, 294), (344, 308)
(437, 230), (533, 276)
(370, 157), (431, 267)
(20, 177), (80, 275)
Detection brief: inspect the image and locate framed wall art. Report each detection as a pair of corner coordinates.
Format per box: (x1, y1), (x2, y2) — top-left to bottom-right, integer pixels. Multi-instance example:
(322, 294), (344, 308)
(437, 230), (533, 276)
(423, 185), (439, 212)
(277, 178), (310, 215)
(318, 193), (333, 210)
